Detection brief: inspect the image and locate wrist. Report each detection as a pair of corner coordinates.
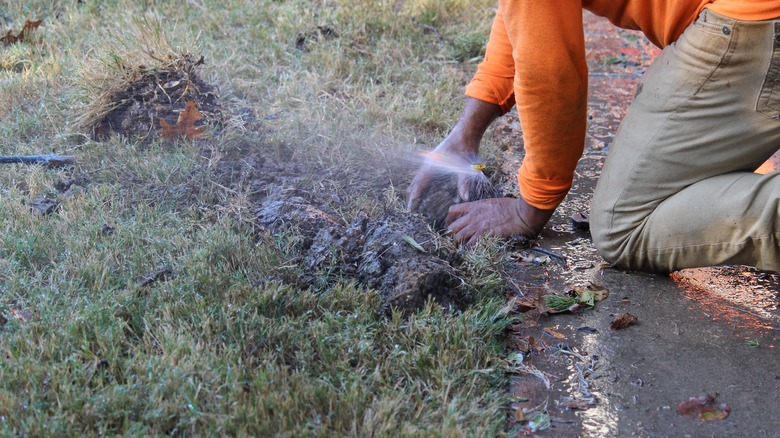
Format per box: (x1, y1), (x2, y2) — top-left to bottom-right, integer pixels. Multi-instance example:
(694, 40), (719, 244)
(514, 197), (555, 236)
(446, 98), (502, 153)
(455, 97), (502, 142)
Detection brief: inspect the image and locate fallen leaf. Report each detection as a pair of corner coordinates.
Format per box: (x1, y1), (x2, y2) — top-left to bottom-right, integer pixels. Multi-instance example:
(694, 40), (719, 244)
(512, 299), (537, 313)
(561, 397), (595, 410)
(571, 211), (590, 230)
(402, 235), (426, 252)
(677, 394), (730, 421)
(511, 403), (526, 422)
(543, 327), (567, 340)
(160, 101), (207, 140)
(140, 268), (173, 287)
(569, 282), (609, 304)
(10, 309), (32, 322)
(610, 312), (638, 330)
(1, 19), (43, 46)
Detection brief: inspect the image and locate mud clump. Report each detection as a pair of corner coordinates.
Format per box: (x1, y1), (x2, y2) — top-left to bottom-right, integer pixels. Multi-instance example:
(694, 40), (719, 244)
(80, 53), (222, 141)
(356, 215), (466, 313)
(254, 177), (469, 314)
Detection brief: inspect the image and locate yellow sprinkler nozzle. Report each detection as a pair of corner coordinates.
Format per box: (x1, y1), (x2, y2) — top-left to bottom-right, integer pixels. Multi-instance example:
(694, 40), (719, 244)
(471, 163), (486, 172)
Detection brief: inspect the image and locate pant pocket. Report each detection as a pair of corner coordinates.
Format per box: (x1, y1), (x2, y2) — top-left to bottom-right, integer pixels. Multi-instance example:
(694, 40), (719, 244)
(634, 13), (731, 114)
(756, 23), (780, 120)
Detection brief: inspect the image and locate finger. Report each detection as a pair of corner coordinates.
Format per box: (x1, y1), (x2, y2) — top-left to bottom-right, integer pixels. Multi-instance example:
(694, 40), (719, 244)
(406, 186), (418, 211)
(406, 172), (430, 211)
(457, 175), (470, 202)
(445, 202), (468, 225)
(454, 221), (478, 244)
(447, 215), (466, 236)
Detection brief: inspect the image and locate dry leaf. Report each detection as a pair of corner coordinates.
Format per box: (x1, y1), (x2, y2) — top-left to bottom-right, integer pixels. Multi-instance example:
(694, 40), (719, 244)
(543, 327), (566, 340)
(677, 394), (730, 421)
(1, 19), (43, 46)
(10, 309), (32, 322)
(511, 403), (526, 422)
(402, 235), (426, 252)
(140, 268), (173, 287)
(610, 312), (637, 330)
(160, 101), (207, 140)
(570, 211), (590, 230)
(561, 397), (595, 410)
(568, 283), (609, 306)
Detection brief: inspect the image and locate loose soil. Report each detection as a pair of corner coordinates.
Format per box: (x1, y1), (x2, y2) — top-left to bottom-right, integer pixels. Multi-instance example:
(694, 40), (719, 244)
(82, 49), (481, 315)
(218, 148), (474, 315)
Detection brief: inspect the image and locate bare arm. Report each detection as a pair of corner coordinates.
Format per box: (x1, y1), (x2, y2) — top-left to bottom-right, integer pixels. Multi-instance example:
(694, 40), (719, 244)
(407, 98), (502, 211)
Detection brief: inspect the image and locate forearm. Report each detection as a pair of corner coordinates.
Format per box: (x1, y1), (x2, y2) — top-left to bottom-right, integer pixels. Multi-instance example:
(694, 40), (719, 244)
(441, 97), (502, 155)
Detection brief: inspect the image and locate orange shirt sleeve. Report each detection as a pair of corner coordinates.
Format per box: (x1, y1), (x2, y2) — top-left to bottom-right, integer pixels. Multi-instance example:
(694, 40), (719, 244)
(467, 0), (589, 210)
(465, 7), (516, 113)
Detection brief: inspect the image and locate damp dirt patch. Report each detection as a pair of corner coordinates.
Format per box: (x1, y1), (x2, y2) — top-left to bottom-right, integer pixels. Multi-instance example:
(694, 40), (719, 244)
(212, 147), (473, 315)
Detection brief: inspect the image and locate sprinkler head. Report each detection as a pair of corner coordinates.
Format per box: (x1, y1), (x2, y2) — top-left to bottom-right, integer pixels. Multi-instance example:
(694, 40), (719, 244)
(416, 165), (497, 231)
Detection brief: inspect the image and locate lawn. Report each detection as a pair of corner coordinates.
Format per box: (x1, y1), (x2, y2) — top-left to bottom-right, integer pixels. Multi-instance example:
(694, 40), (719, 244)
(0, 1), (519, 435)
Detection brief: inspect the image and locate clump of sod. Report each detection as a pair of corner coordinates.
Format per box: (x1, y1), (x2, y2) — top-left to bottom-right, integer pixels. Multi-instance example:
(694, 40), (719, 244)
(76, 17), (221, 142)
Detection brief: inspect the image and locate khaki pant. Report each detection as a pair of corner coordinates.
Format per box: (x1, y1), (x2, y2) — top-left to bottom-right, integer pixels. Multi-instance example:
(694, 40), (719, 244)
(591, 9), (780, 272)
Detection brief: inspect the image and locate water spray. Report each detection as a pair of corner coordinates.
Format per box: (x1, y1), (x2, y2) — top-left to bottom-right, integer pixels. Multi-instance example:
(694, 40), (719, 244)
(416, 155), (497, 230)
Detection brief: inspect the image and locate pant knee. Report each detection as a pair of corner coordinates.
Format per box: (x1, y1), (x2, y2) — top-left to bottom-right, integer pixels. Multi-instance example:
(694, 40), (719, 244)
(590, 207), (649, 270)
(590, 209), (623, 265)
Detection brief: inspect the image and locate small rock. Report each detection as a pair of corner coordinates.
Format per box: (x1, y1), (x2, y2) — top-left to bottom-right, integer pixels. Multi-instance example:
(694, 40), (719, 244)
(30, 196), (58, 215)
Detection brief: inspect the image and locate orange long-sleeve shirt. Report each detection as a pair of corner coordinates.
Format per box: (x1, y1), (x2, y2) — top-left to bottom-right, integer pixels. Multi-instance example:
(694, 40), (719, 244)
(466, 0), (780, 210)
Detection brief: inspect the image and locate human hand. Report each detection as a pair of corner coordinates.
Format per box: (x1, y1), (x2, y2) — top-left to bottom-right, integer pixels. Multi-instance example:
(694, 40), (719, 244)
(407, 98), (502, 212)
(446, 196), (555, 245)
(406, 135), (480, 212)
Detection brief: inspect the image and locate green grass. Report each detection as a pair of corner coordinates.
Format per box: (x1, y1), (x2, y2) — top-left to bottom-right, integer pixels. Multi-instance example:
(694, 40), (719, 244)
(0, 0), (515, 435)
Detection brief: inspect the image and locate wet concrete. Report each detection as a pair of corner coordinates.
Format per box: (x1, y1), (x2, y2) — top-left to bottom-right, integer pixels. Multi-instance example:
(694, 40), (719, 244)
(513, 267), (780, 437)
(505, 11), (780, 437)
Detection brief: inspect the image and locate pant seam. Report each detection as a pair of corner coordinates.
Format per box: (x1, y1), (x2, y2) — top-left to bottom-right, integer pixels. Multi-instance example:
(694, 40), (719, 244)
(637, 233), (780, 255)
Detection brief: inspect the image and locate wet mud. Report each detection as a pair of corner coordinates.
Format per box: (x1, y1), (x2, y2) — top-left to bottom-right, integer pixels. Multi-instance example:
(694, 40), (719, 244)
(218, 150), (471, 315)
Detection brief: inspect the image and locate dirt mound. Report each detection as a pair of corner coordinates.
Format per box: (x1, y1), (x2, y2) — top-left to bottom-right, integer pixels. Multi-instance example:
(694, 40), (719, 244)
(82, 54), (222, 141)
(356, 214), (466, 312)
(226, 149), (471, 314)
(254, 179), (469, 314)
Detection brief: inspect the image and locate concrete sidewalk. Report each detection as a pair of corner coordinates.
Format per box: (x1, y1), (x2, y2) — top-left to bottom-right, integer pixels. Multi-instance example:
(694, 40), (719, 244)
(505, 12), (780, 437)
